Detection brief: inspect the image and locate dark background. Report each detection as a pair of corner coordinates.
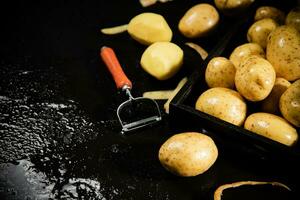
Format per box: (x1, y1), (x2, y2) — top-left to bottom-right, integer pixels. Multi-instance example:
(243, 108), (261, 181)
(0, 0), (299, 199)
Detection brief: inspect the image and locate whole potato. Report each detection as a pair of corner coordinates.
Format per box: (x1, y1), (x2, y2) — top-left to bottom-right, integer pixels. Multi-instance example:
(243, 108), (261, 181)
(128, 13), (172, 45)
(179, 4), (219, 38)
(195, 87), (247, 126)
(280, 79), (300, 127)
(266, 25), (300, 81)
(159, 132), (218, 177)
(262, 78), (291, 114)
(235, 55), (276, 102)
(247, 18), (278, 49)
(140, 42), (183, 80)
(244, 113), (298, 146)
(254, 6), (285, 24)
(214, 0), (255, 15)
(286, 7), (300, 32)
(205, 57), (236, 89)
(229, 43), (265, 69)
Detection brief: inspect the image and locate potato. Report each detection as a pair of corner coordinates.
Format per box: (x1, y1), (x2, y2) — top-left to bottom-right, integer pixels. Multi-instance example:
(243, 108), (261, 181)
(266, 25), (300, 81)
(247, 18), (278, 49)
(244, 113), (298, 146)
(178, 3), (219, 38)
(195, 87), (247, 126)
(286, 7), (300, 32)
(140, 42), (183, 80)
(158, 132), (218, 177)
(214, 0), (255, 15)
(205, 57), (236, 89)
(229, 43), (265, 69)
(235, 55), (276, 102)
(279, 79), (300, 127)
(261, 78), (291, 114)
(254, 6), (285, 24)
(127, 13), (172, 45)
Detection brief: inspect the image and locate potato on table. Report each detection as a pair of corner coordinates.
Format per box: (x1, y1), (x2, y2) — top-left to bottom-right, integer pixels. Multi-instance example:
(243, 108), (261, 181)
(285, 7), (300, 32)
(179, 3), (219, 38)
(205, 57), (236, 89)
(128, 13), (172, 45)
(195, 87), (247, 126)
(244, 113), (298, 146)
(235, 55), (276, 102)
(280, 79), (300, 127)
(254, 6), (285, 24)
(214, 0), (255, 15)
(159, 132), (218, 177)
(140, 42), (183, 80)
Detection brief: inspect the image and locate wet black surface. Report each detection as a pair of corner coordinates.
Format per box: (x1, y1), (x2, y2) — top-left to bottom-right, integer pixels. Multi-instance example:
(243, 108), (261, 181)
(0, 0), (299, 200)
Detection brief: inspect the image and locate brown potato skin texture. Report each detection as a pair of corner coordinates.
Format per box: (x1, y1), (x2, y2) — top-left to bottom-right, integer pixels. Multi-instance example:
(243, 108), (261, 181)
(280, 79), (300, 127)
(214, 0), (254, 15)
(254, 6), (285, 24)
(159, 132), (218, 177)
(286, 7), (300, 32)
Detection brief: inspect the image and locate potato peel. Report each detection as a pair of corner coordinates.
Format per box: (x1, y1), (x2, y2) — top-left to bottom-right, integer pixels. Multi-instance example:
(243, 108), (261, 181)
(185, 42), (208, 60)
(143, 90), (174, 100)
(101, 24), (128, 35)
(139, 0), (157, 7)
(214, 181), (291, 200)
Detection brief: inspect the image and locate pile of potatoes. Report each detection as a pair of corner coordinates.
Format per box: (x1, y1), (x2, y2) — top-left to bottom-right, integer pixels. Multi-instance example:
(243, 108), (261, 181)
(197, 6), (300, 147)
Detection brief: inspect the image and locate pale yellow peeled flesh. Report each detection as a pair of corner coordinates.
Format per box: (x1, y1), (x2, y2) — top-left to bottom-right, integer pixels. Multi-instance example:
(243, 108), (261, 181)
(140, 42), (184, 80)
(164, 77), (187, 113)
(205, 57), (236, 89)
(179, 4), (219, 38)
(244, 113), (298, 146)
(266, 25), (300, 81)
(101, 24), (128, 35)
(143, 90), (174, 100)
(159, 132), (218, 177)
(128, 13), (172, 45)
(254, 6), (285, 24)
(247, 18), (278, 49)
(195, 87), (247, 126)
(285, 7), (300, 32)
(280, 79), (300, 127)
(229, 43), (265, 69)
(235, 55), (276, 102)
(261, 78), (291, 114)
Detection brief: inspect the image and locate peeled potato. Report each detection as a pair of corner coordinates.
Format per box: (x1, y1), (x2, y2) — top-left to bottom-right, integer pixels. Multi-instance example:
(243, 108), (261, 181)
(247, 18), (278, 49)
(159, 132), (218, 177)
(235, 55), (276, 102)
(195, 87), (247, 126)
(179, 3), (219, 38)
(254, 6), (285, 24)
(244, 113), (298, 146)
(261, 78), (291, 114)
(205, 57), (236, 89)
(128, 13), (172, 45)
(140, 42), (183, 80)
(280, 79), (300, 127)
(229, 43), (265, 69)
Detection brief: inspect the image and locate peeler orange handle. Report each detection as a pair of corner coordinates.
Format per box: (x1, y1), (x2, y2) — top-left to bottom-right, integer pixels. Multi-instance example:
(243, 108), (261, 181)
(100, 46), (132, 90)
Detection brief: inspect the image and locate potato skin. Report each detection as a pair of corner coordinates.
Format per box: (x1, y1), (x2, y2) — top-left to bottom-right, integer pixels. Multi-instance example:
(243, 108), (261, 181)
(159, 132), (218, 177)
(254, 6), (285, 24)
(205, 57), (236, 89)
(244, 113), (298, 146)
(214, 0), (254, 15)
(128, 13), (172, 45)
(285, 7), (300, 32)
(261, 78), (291, 114)
(280, 79), (300, 127)
(247, 18), (278, 49)
(266, 25), (300, 81)
(229, 43), (265, 69)
(235, 55), (276, 102)
(179, 4), (219, 38)
(195, 87), (247, 126)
